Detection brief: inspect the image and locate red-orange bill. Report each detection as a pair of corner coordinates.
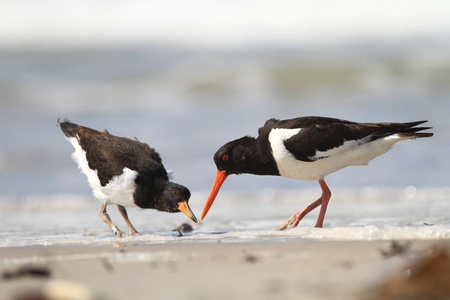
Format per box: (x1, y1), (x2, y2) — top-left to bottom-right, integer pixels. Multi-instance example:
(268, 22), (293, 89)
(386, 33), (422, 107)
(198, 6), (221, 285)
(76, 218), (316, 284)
(201, 170), (228, 221)
(177, 201), (198, 223)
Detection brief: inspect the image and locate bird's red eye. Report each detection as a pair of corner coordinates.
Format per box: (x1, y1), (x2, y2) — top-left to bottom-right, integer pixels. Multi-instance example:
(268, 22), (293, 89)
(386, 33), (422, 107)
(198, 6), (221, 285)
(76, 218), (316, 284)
(222, 154), (229, 161)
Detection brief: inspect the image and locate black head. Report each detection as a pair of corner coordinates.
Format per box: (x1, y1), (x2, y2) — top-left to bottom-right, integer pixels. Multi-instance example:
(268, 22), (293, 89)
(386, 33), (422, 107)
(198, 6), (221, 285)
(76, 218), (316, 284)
(162, 182), (197, 223)
(213, 136), (256, 175)
(201, 136), (256, 221)
(202, 135), (278, 221)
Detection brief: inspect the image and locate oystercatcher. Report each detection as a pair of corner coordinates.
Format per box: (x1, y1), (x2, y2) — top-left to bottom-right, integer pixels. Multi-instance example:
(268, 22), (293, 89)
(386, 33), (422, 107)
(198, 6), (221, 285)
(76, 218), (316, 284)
(201, 116), (433, 229)
(59, 119), (197, 237)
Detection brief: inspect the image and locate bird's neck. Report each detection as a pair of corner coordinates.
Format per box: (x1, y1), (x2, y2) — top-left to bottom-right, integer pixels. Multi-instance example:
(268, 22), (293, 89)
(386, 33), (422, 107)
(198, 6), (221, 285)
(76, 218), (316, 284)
(240, 139), (279, 176)
(133, 177), (168, 209)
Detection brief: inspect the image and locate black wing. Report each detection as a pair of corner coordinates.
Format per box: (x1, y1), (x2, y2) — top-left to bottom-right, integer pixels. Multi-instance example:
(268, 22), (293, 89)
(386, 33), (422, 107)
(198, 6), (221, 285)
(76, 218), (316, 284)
(77, 126), (168, 186)
(282, 123), (373, 161)
(259, 116), (431, 162)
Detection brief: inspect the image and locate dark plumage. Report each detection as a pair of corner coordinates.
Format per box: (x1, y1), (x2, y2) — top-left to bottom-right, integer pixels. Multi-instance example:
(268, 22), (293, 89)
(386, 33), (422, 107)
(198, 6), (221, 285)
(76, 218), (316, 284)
(201, 116), (433, 229)
(59, 119), (197, 237)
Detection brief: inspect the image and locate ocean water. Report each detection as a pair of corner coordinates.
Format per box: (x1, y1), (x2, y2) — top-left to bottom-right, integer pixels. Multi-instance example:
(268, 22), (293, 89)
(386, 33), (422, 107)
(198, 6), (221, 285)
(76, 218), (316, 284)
(1, 188), (450, 248)
(1, 1), (450, 247)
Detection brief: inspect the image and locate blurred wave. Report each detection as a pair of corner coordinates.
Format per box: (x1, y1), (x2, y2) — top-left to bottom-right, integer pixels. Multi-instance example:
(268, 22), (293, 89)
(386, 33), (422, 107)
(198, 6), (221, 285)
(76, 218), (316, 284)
(1, 43), (450, 112)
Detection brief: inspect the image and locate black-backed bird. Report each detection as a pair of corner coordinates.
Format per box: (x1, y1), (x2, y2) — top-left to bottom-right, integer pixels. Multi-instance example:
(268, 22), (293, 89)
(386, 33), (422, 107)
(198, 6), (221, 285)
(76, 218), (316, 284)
(201, 116), (433, 229)
(59, 119), (197, 237)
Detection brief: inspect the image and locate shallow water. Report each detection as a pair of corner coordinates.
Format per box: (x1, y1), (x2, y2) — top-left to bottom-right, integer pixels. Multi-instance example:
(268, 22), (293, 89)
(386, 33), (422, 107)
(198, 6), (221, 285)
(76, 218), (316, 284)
(1, 188), (449, 248)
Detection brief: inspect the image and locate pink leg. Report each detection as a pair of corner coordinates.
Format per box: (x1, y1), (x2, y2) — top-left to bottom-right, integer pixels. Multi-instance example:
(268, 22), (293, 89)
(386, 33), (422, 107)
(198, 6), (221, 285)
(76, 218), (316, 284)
(117, 205), (141, 236)
(314, 180), (332, 228)
(277, 180), (332, 230)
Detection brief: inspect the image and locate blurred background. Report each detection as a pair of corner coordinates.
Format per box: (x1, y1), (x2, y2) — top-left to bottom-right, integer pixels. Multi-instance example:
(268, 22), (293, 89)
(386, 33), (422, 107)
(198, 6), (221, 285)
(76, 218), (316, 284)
(1, 0), (449, 198)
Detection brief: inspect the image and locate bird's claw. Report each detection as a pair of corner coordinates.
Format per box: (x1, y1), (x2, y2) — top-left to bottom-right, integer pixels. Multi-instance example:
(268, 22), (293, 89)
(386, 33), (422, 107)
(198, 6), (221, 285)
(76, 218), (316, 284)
(277, 220), (295, 231)
(277, 223), (288, 231)
(116, 230), (142, 238)
(277, 213), (302, 231)
(114, 229), (125, 238)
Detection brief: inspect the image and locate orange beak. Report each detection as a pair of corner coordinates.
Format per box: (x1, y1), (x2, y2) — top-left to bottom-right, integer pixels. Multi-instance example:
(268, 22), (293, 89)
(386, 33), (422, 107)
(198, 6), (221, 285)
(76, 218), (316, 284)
(201, 170), (228, 221)
(177, 201), (198, 223)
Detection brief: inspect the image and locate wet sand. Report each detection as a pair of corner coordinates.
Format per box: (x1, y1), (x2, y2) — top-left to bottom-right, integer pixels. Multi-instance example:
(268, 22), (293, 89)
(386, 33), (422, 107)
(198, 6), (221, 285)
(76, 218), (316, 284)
(1, 240), (449, 300)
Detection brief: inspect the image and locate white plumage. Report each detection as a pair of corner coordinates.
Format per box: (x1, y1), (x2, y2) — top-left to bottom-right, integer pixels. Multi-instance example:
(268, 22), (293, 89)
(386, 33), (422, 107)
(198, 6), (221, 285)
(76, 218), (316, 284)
(67, 136), (138, 207)
(269, 128), (406, 181)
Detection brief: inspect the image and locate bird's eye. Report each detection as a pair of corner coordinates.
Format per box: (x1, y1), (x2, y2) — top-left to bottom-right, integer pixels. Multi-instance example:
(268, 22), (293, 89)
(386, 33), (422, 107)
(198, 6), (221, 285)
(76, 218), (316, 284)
(222, 154), (229, 161)
(172, 190), (180, 196)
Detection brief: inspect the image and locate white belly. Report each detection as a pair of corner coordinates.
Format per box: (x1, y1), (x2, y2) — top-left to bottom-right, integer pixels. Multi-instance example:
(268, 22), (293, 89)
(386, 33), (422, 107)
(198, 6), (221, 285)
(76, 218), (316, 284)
(68, 137), (138, 207)
(268, 129), (403, 181)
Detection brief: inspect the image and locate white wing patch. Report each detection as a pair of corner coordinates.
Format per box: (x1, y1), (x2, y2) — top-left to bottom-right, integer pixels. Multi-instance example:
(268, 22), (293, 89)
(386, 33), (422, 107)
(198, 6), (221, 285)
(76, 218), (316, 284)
(268, 129), (405, 181)
(67, 137), (138, 207)
(307, 135), (373, 161)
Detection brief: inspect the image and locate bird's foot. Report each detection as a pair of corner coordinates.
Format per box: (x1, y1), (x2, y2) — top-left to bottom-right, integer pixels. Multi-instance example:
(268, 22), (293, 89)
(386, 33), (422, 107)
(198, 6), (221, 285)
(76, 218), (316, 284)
(277, 193), (327, 230)
(113, 228), (126, 238)
(115, 230), (142, 238)
(277, 211), (303, 231)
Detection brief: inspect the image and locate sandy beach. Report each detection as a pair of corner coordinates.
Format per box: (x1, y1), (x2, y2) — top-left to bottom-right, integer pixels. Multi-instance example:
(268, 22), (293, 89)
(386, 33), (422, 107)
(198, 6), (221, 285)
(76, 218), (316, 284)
(2, 239), (450, 300)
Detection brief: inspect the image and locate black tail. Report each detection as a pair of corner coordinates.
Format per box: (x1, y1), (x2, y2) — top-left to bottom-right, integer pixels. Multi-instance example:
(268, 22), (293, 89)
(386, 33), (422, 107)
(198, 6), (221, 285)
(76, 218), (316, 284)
(396, 120), (433, 139)
(58, 118), (80, 138)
